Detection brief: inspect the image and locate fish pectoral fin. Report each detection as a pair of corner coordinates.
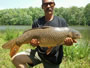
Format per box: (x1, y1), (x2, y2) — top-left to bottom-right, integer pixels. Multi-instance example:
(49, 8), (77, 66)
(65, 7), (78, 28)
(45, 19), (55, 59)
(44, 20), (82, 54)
(46, 47), (53, 55)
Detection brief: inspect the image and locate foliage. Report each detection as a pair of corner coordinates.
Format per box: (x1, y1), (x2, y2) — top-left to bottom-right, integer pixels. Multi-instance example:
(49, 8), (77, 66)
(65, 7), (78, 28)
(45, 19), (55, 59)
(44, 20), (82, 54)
(63, 40), (89, 61)
(0, 4), (90, 26)
(84, 3), (90, 25)
(4, 28), (21, 40)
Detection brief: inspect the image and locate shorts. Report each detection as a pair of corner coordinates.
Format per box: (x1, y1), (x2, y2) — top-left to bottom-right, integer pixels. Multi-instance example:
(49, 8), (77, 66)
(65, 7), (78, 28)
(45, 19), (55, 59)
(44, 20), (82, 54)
(22, 49), (60, 68)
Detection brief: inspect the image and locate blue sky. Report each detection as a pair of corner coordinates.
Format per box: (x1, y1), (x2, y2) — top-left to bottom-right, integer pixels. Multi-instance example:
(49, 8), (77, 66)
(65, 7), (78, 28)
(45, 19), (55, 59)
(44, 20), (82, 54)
(0, 0), (90, 10)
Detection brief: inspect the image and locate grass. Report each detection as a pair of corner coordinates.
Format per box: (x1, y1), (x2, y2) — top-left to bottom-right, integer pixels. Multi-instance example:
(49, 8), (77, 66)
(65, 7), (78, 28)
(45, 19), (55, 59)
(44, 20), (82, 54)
(63, 40), (89, 60)
(0, 29), (90, 68)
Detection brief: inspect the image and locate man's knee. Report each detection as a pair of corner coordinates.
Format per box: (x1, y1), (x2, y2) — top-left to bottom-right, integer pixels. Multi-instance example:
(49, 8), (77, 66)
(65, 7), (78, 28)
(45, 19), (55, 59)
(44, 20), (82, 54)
(11, 52), (33, 65)
(11, 54), (22, 65)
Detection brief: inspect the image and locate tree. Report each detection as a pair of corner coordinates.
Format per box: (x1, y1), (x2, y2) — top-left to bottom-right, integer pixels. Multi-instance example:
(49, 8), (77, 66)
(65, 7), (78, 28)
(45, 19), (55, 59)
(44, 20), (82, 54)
(84, 3), (90, 25)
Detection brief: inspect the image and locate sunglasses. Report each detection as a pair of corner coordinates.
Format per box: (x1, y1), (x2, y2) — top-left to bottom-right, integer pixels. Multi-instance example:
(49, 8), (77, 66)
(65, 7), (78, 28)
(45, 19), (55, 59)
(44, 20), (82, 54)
(43, 2), (55, 7)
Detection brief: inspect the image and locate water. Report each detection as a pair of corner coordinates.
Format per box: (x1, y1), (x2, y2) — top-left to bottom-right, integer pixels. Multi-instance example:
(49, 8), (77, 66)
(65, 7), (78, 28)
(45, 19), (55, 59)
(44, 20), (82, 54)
(0, 25), (31, 30)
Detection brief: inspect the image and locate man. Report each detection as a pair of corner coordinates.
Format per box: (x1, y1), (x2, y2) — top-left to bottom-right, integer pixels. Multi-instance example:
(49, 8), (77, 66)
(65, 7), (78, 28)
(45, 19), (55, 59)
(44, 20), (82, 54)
(12, 0), (76, 68)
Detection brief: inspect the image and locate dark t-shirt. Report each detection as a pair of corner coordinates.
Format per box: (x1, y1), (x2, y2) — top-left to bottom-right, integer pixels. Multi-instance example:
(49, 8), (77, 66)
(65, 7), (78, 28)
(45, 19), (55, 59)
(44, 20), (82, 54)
(32, 16), (67, 64)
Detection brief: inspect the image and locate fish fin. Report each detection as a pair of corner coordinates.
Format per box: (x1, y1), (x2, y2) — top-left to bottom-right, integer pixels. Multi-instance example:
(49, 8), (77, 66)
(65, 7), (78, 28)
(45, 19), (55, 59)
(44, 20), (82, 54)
(2, 38), (21, 57)
(10, 44), (20, 57)
(40, 26), (52, 29)
(24, 26), (52, 33)
(46, 47), (53, 55)
(2, 39), (17, 49)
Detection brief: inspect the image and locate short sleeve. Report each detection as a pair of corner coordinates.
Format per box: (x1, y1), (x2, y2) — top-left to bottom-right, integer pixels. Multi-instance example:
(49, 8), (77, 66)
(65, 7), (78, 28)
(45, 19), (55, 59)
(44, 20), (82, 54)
(58, 17), (68, 27)
(61, 18), (68, 27)
(32, 19), (38, 28)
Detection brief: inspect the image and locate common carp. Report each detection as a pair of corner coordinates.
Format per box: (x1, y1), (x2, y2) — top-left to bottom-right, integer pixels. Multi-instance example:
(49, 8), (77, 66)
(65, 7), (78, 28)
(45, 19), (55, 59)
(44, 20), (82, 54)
(2, 26), (81, 49)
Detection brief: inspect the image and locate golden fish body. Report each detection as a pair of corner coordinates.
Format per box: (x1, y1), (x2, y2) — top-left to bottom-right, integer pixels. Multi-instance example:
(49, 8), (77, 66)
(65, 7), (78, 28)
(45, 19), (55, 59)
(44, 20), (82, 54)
(2, 26), (81, 49)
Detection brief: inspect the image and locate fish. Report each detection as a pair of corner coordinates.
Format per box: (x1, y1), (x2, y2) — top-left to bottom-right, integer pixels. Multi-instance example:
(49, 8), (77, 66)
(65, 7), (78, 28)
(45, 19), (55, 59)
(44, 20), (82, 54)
(2, 26), (81, 49)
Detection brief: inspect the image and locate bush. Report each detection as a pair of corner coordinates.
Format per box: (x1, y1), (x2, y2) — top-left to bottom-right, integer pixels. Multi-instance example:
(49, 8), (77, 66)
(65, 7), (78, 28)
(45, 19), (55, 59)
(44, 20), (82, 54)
(4, 28), (20, 41)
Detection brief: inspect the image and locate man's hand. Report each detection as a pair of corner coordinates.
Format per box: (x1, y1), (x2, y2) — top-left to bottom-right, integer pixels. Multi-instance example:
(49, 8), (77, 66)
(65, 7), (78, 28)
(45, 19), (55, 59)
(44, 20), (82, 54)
(30, 39), (40, 47)
(64, 37), (77, 46)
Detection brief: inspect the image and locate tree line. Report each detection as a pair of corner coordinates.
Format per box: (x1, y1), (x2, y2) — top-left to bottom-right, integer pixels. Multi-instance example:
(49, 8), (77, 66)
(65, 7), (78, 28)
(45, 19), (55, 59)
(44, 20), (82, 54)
(0, 3), (90, 26)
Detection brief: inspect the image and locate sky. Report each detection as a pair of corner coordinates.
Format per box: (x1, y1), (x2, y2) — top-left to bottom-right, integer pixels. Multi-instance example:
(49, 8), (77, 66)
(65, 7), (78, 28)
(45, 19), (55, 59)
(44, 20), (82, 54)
(0, 0), (90, 10)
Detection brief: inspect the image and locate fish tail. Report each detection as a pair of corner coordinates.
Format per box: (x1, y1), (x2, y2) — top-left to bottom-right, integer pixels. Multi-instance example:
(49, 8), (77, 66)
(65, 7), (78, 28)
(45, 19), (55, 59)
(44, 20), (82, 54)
(2, 39), (17, 49)
(2, 39), (21, 57)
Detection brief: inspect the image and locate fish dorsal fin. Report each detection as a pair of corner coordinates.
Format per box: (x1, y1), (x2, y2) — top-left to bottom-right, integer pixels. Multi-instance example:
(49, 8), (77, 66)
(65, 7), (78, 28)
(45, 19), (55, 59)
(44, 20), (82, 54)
(40, 26), (52, 29)
(24, 26), (52, 33)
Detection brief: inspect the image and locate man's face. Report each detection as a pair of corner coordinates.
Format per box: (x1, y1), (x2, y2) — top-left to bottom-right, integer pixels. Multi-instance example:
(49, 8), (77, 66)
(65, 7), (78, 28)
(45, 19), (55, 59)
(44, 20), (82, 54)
(42, 0), (55, 15)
